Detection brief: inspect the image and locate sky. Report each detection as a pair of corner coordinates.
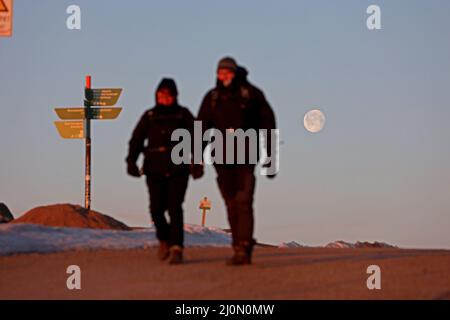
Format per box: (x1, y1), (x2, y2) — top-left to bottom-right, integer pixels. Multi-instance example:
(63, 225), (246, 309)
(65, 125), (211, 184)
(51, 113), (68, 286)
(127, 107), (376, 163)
(1, 0), (450, 248)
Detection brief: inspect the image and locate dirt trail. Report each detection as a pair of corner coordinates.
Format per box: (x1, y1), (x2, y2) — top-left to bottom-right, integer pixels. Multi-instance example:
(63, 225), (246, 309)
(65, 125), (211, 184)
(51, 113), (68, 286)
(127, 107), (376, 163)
(1, 247), (450, 299)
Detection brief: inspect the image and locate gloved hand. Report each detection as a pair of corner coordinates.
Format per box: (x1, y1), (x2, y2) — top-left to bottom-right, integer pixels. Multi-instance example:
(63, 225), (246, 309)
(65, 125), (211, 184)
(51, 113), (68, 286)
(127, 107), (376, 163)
(266, 173), (277, 179)
(190, 164), (204, 180)
(127, 162), (141, 178)
(262, 163), (277, 179)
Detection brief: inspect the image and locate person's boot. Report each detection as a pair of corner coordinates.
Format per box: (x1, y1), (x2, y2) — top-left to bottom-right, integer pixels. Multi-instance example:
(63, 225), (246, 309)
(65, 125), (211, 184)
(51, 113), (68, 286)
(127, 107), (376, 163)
(168, 245), (183, 265)
(157, 240), (170, 261)
(245, 238), (257, 258)
(226, 240), (255, 266)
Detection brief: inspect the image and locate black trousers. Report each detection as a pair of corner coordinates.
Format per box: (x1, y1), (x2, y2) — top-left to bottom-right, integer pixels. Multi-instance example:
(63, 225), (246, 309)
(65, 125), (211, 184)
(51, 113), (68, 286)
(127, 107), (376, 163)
(215, 165), (256, 246)
(146, 174), (189, 247)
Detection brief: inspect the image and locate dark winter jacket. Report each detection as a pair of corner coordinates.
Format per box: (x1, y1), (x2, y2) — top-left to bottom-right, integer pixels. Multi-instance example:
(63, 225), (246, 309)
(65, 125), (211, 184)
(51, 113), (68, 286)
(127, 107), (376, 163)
(197, 66), (277, 166)
(126, 103), (195, 177)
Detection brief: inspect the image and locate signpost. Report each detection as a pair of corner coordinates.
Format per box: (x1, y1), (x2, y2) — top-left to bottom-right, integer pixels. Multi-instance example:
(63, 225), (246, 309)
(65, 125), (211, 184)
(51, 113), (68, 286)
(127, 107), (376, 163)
(199, 197), (212, 227)
(54, 76), (123, 210)
(55, 107), (122, 120)
(84, 77), (92, 211)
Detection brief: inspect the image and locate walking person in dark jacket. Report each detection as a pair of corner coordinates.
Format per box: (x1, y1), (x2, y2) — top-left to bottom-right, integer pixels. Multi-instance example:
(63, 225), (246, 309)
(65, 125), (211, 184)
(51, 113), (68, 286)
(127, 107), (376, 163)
(197, 57), (277, 265)
(126, 78), (202, 264)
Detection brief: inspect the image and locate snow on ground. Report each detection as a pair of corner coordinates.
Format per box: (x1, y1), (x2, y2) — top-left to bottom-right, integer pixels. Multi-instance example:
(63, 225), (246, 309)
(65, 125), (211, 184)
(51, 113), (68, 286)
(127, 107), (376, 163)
(325, 240), (396, 249)
(278, 241), (305, 248)
(0, 223), (231, 256)
(325, 240), (356, 249)
(279, 240), (396, 249)
(0, 223), (397, 256)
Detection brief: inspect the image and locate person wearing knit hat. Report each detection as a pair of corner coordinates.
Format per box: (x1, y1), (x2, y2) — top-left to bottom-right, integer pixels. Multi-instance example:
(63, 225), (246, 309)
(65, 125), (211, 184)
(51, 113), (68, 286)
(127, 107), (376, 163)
(217, 56), (239, 88)
(217, 57), (238, 72)
(197, 58), (277, 266)
(126, 78), (203, 265)
(156, 78), (178, 101)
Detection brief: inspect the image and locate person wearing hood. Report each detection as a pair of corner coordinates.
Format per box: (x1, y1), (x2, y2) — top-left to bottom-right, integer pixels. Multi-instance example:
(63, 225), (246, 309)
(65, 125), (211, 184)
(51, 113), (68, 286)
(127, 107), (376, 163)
(126, 78), (203, 264)
(197, 57), (277, 265)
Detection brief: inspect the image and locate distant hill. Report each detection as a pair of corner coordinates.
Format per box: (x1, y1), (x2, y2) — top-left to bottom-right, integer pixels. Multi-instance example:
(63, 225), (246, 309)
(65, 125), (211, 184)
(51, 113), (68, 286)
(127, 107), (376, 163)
(11, 203), (130, 231)
(325, 240), (396, 249)
(279, 240), (396, 249)
(0, 203), (14, 223)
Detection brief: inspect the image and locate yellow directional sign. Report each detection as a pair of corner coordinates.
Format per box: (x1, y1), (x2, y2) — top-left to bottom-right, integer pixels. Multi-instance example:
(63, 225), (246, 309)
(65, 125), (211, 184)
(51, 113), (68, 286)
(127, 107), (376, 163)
(54, 107), (85, 119)
(54, 121), (84, 139)
(86, 88), (122, 106)
(55, 107), (122, 120)
(0, 0), (13, 37)
(89, 107), (122, 119)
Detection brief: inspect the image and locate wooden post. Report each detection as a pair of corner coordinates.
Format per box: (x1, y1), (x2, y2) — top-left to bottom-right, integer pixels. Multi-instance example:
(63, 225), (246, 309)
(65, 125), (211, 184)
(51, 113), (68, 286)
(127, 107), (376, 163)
(201, 208), (207, 227)
(199, 197), (211, 227)
(84, 75), (92, 210)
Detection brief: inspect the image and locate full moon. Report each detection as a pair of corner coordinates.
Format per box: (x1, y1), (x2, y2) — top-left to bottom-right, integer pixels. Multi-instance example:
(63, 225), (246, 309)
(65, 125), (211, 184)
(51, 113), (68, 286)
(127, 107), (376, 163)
(303, 109), (326, 133)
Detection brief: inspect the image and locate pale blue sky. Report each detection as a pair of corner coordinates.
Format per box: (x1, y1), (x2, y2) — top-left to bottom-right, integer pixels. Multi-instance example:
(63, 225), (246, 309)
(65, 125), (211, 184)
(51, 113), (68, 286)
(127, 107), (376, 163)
(1, 0), (450, 248)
